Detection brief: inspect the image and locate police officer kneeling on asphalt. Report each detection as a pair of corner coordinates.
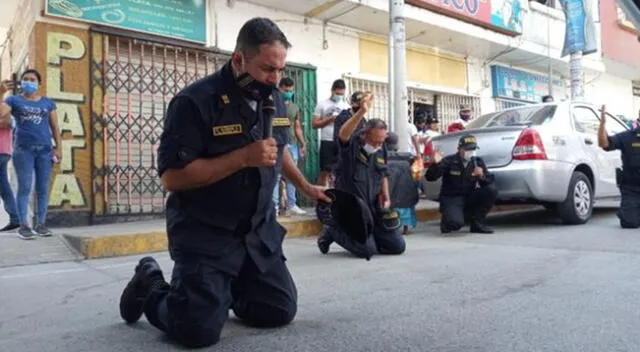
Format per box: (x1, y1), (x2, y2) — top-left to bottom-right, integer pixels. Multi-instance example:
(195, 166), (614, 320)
(316, 95), (406, 258)
(598, 105), (640, 228)
(425, 134), (497, 234)
(117, 18), (330, 349)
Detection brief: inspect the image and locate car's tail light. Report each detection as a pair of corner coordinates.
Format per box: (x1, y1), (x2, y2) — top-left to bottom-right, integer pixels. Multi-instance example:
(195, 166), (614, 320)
(512, 128), (547, 160)
(423, 140), (434, 168)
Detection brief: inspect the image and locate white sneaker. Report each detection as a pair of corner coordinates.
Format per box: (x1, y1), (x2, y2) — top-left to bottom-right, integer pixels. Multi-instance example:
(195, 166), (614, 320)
(288, 205), (307, 215)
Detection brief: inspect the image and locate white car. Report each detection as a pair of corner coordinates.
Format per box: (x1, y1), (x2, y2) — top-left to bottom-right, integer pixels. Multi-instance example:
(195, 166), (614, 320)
(422, 101), (627, 224)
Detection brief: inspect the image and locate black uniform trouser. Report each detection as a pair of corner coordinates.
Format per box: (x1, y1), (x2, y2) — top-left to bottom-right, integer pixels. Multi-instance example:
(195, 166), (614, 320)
(324, 211), (407, 259)
(143, 250), (297, 349)
(618, 185), (640, 229)
(439, 186), (497, 232)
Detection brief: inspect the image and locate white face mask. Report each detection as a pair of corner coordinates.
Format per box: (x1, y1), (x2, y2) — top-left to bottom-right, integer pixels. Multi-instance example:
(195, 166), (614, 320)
(463, 150), (476, 161)
(363, 144), (380, 155)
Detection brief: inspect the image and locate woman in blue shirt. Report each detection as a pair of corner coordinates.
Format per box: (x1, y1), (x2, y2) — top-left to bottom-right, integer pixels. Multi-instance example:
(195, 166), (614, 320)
(0, 69), (62, 240)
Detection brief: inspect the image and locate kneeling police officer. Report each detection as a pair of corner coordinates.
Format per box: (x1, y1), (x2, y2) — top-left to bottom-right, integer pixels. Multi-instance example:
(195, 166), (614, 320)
(425, 134), (497, 234)
(317, 95), (406, 258)
(118, 18), (329, 349)
(598, 105), (640, 228)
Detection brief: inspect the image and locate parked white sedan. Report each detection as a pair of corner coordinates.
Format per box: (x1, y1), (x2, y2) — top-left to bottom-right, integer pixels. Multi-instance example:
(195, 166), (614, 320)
(422, 101), (628, 225)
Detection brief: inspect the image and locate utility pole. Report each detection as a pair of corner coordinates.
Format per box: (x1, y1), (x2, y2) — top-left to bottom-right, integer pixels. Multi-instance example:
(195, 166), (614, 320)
(388, 31), (395, 132)
(390, 0), (408, 152)
(569, 51), (584, 100)
(547, 15), (554, 97)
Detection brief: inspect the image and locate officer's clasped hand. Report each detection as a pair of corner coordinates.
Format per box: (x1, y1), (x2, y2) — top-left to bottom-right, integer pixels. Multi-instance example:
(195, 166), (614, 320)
(243, 138), (278, 167)
(472, 167), (483, 177)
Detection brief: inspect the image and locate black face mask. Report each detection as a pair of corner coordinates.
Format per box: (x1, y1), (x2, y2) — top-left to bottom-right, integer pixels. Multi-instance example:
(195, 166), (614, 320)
(236, 72), (276, 101)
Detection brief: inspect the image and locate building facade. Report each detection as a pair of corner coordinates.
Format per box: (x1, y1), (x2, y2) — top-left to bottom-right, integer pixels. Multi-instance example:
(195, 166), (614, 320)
(599, 0), (640, 119)
(0, 0), (636, 226)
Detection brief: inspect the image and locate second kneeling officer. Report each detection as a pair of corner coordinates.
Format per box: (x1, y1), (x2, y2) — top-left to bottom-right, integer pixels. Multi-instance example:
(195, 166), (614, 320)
(317, 95), (406, 258)
(425, 134), (497, 234)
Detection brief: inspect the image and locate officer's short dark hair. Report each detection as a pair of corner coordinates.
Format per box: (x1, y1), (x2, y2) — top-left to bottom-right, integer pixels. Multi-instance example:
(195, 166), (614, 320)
(279, 77), (294, 88)
(331, 79), (346, 91)
(235, 18), (291, 57)
(363, 118), (387, 132)
(542, 95), (554, 102)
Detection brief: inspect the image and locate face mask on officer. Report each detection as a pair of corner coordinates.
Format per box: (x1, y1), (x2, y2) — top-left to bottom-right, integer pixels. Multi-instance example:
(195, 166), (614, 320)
(361, 123), (387, 155)
(233, 53), (277, 100)
(463, 149), (476, 161)
(363, 144), (380, 155)
(460, 112), (472, 122)
(331, 94), (344, 103)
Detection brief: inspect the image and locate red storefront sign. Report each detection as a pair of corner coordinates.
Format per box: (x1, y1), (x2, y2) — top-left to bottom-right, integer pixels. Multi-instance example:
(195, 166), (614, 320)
(406, 0), (522, 35)
(601, 1), (640, 67)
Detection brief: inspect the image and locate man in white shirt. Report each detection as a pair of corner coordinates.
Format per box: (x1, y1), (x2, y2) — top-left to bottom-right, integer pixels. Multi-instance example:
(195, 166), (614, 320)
(312, 79), (350, 186)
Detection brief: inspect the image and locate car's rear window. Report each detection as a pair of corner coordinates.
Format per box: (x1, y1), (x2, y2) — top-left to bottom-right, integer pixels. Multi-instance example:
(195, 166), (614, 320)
(466, 105), (557, 129)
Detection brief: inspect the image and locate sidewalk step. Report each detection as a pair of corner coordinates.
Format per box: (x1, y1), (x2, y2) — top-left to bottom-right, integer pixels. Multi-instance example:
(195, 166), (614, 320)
(58, 204), (533, 261)
(0, 232), (83, 268)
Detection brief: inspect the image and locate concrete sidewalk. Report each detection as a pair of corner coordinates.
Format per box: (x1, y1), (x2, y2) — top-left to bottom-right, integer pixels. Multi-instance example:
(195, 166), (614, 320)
(53, 200), (531, 261)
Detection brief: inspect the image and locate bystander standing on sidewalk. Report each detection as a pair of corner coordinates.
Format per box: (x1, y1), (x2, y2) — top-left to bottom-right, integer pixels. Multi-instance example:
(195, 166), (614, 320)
(0, 69), (62, 240)
(0, 80), (20, 232)
(273, 77), (307, 215)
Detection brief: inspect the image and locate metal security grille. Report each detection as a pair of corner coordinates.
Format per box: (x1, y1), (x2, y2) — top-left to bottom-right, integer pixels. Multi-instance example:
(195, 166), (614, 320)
(435, 94), (481, 129)
(345, 76), (435, 125)
(92, 33), (230, 218)
(345, 77), (390, 123)
(495, 98), (528, 112)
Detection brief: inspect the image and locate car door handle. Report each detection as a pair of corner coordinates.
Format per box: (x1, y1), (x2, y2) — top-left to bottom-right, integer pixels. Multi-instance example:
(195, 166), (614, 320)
(584, 138), (594, 145)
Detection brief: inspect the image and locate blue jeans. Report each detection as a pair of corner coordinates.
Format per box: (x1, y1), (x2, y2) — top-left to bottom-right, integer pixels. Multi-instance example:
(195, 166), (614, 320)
(0, 154), (18, 223)
(273, 144), (299, 210)
(13, 145), (53, 226)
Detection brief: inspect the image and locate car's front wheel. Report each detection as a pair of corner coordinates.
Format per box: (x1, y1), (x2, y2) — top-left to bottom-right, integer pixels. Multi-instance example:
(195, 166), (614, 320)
(556, 171), (593, 225)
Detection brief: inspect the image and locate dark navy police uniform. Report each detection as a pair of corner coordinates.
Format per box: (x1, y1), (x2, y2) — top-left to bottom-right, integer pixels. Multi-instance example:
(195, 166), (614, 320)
(425, 135), (497, 234)
(320, 133), (406, 258)
(604, 128), (640, 228)
(144, 61), (297, 347)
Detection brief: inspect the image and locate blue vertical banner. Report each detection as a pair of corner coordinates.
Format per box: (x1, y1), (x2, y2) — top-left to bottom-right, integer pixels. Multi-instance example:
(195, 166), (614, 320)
(558, 0), (598, 57)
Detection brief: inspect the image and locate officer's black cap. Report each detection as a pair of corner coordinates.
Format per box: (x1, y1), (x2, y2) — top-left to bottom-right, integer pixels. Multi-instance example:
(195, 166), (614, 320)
(458, 134), (479, 150)
(315, 189), (374, 244)
(350, 91), (365, 104)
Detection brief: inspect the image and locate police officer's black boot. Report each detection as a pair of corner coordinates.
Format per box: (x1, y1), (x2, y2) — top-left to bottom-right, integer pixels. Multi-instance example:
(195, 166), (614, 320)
(119, 256), (166, 324)
(470, 222), (494, 234)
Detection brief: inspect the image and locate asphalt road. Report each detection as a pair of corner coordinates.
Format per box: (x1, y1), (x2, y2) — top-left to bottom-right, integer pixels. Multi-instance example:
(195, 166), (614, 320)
(2, 208), (640, 352)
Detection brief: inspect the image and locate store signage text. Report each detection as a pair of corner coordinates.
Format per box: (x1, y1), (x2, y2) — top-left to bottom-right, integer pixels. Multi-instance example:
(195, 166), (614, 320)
(406, 0), (522, 35)
(491, 65), (565, 104)
(46, 32), (88, 208)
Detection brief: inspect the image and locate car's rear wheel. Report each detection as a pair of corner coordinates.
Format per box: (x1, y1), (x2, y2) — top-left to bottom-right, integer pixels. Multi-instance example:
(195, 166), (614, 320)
(556, 171), (593, 225)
